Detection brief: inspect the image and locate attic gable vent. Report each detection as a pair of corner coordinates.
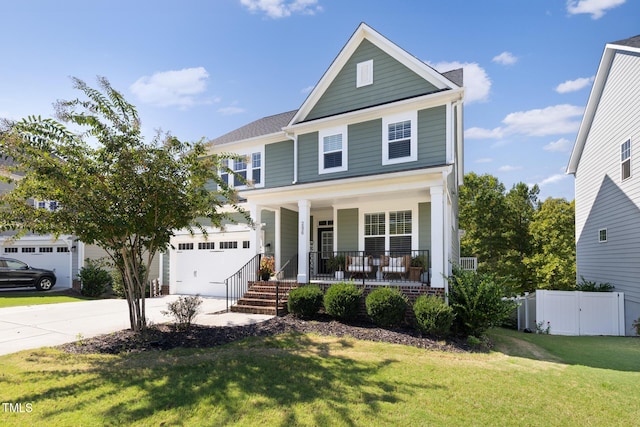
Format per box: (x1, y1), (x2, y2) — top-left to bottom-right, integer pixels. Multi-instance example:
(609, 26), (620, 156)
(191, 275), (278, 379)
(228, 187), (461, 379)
(356, 59), (373, 88)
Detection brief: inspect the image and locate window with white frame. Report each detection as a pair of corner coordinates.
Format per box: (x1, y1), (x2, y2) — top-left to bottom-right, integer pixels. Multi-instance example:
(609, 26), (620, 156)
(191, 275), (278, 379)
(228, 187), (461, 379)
(364, 213), (385, 256)
(599, 228), (607, 243)
(621, 139), (631, 181)
(35, 200), (59, 211)
(319, 127), (347, 173)
(356, 60), (373, 88)
(382, 112), (417, 165)
(364, 210), (412, 255)
(220, 159), (229, 186)
(233, 158), (247, 186)
(252, 152), (261, 185)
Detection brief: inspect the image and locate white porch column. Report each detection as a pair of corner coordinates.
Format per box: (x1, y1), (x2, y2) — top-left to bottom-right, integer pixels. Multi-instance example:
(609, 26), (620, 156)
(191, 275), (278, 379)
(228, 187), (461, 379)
(430, 186), (445, 289)
(297, 199), (311, 283)
(249, 203), (262, 255)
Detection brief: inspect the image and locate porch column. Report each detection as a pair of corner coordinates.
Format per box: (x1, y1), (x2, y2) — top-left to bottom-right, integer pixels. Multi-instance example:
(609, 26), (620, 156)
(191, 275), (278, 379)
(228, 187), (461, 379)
(249, 203), (262, 255)
(430, 186), (445, 289)
(297, 199), (311, 283)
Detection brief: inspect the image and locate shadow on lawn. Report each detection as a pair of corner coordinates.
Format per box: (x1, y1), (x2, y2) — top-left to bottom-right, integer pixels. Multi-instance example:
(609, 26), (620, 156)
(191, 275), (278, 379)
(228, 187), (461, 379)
(19, 334), (447, 425)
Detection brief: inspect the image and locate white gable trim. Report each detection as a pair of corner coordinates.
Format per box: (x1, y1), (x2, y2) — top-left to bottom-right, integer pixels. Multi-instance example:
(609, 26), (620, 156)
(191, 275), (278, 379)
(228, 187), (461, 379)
(567, 41), (640, 175)
(289, 23), (459, 126)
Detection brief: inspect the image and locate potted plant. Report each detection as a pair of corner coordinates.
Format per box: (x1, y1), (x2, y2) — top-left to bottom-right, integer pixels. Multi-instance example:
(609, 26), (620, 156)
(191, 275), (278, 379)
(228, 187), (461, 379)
(410, 255), (427, 282)
(327, 254), (345, 280)
(259, 256), (275, 281)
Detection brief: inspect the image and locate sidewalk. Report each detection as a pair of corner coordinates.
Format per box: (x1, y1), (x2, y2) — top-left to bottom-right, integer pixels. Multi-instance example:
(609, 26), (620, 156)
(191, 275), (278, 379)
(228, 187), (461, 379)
(0, 295), (272, 356)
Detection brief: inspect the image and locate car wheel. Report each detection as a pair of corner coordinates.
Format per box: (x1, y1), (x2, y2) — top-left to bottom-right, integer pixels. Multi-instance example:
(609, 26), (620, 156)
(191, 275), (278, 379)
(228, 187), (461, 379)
(36, 277), (55, 291)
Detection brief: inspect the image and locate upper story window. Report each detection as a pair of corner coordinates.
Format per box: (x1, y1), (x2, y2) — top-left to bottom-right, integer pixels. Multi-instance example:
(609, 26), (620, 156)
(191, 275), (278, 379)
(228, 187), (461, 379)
(252, 153), (261, 185)
(35, 200), (59, 212)
(382, 112), (417, 165)
(356, 60), (373, 88)
(319, 127), (348, 174)
(220, 150), (264, 189)
(621, 139), (631, 181)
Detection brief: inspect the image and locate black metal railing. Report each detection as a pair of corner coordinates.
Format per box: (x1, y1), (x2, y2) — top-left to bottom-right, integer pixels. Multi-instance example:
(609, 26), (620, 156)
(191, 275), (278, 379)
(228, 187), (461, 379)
(308, 250), (430, 285)
(225, 254), (261, 312)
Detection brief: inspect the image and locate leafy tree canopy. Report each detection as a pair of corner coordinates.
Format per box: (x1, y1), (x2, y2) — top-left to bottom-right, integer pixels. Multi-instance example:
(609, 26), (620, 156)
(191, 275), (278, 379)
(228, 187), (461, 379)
(0, 77), (247, 330)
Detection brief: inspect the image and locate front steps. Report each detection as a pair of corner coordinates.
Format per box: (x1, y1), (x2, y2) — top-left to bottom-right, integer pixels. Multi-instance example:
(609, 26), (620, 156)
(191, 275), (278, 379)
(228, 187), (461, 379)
(230, 281), (298, 316)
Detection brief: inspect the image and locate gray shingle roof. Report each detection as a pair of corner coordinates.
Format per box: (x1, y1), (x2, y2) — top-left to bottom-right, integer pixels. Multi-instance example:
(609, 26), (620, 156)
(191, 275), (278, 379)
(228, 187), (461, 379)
(611, 35), (640, 49)
(442, 68), (463, 87)
(209, 110), (297, 146)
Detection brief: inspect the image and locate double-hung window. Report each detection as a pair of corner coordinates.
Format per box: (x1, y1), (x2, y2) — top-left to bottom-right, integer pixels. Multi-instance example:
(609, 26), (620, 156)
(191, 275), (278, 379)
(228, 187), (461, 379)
(382, 112), (417, 165)
(389, 210), (412, 254)
(364, 213), (385, 257)
(319, 127), (347, 173)
(621, 139), (631, 181)
(252, 152), (261, 185)
(233, 158), (247, 186)
(364, 210), (413, 255)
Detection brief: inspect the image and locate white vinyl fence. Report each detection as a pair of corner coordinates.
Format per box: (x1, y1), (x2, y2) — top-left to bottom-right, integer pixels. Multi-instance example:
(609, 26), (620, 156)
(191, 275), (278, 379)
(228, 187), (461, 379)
(536, 290), (625, 336)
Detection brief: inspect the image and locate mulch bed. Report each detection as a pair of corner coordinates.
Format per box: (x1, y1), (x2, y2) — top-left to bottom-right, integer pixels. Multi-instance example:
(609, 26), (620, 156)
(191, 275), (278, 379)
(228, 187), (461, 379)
(59, 314), (471, 355)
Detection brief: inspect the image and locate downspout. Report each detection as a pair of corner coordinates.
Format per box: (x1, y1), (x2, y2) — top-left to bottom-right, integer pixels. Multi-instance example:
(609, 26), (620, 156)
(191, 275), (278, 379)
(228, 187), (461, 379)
(284, 131), (298, 184)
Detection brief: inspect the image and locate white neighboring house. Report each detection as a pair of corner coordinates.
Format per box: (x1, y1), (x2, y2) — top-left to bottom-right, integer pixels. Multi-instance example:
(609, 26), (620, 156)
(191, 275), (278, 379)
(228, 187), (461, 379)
(167, 23), (464, 297)
(567, 34), (640, 335)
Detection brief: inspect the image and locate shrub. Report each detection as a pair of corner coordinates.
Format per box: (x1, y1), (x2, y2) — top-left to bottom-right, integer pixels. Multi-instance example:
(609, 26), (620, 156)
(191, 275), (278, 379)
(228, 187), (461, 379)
(288, 285), (323, 318)
(110, 270), (126, 298)
(413, 295), (454, 337)
(632, 318), (640, 336)
(162, 295), (203, 330)
(576, 276), (614, 292)
(78, 259), (112, 297)
(324, 282), (362, 320)
(365, 287), (408, 327)
(447, 267), (516, 337)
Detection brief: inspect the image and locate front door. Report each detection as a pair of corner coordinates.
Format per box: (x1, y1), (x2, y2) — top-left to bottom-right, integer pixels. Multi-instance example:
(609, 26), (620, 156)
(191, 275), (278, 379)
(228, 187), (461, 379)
(318, 228), (333, 275)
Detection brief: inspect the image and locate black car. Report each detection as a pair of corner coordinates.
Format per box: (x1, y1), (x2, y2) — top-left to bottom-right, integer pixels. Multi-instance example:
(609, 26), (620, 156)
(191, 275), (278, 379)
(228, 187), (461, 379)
(0, 257), (57, 291)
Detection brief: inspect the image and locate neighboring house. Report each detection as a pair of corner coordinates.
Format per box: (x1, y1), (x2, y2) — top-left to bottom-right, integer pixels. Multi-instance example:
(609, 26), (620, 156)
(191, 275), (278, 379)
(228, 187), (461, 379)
(168, 23), (464, 297)
(567, 34), (640, 335)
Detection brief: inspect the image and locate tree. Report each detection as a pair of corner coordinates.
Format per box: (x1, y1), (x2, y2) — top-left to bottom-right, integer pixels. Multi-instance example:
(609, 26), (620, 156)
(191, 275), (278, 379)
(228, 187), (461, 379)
(524, 198), (575, 290)
(458, 172), (507, 273)
(0, 77), (247, 331)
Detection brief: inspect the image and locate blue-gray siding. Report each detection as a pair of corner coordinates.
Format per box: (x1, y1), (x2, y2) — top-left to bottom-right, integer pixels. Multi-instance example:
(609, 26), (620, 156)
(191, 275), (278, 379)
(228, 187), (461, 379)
(574, 50), (640, 335)
(306, 39), (438, 121)
(280, 208), (298, 266)
(418, 202), (431, 253)
(265, 139), (294, 187)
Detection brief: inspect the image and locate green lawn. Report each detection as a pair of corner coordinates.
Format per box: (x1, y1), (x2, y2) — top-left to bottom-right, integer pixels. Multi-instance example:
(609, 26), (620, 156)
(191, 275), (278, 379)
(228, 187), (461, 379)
(0, 290), (93, 308)
(1, 328), (639, 426)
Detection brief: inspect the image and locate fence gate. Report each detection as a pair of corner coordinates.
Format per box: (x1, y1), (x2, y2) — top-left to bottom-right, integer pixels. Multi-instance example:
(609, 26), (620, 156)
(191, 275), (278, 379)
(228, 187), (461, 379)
(535, 290), (625, 336)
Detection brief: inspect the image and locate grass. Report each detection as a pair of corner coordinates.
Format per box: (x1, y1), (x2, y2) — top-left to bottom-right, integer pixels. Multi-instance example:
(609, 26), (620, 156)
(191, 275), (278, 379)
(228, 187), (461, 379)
(1, 329), (639, 426)
(0, 290), (93, 308)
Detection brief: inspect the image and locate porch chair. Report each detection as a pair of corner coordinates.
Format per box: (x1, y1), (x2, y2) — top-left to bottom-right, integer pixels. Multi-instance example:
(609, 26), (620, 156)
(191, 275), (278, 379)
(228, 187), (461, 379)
(380, 254), (411, 280)
(346, 255), (373, 279)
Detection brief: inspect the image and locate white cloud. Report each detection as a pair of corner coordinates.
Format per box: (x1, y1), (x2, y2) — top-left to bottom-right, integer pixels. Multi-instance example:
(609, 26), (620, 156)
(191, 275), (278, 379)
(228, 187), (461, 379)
(538, 174), (570, 187)
(492, 52), (518, 65)
(475, 157), (493, 164)
(431, 61), (491, 104)
(130, 67), (209, 109)
(555, 76), (594, 93)
(240, 0), (322, 18)
(566, 0), (625, 19)
(499, 165), (522, 172)
(467, 104), (584, 139)
(217, 106), (246, 115)
(544, 138), (573, 152)
(301, 85), (314, 94)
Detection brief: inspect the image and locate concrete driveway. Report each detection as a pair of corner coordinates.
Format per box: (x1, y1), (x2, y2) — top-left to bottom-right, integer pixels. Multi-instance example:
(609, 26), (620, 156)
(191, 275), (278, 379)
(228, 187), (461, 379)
(0, 295), (272, 356)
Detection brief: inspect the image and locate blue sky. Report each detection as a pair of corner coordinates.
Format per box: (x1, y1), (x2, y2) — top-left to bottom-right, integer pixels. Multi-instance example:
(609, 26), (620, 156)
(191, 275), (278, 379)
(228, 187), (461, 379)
(1, 0), (638, 200)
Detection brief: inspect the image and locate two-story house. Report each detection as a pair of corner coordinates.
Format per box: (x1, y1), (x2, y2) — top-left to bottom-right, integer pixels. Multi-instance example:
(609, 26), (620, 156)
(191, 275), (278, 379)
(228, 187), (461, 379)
(567, 35), (640, 335)
(169, 23), (464, 299)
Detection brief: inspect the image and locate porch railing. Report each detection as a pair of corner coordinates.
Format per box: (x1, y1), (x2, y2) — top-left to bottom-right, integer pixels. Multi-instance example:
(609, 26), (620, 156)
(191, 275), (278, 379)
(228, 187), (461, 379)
(309, 250), (430, 285)
(459, 257), (478, 271)
(225, 254), (261, 312)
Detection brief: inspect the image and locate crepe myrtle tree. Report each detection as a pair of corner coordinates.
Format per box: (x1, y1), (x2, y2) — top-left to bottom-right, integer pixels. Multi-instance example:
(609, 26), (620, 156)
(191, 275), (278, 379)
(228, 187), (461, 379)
(0, 77), (249, 331)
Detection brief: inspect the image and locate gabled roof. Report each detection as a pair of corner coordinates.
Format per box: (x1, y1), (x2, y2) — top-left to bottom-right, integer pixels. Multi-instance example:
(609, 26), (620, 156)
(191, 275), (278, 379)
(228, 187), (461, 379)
(209, 110), (297, 147)
(288, 22), (462, 126)
(567, 35), (640, 174)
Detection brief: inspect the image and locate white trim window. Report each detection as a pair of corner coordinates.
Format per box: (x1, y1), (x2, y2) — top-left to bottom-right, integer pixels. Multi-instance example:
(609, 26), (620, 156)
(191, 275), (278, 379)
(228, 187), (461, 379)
(621, 139), (631, 181)
(356, 59), (373, 88)
(363, 210), (413, 255)
(382, 111), (417, 165)
(319, 126), (348, 174)
(221, 150), (264, 188)
(233, 158), (247, 187)
(599, 228), (607, 243)
(252, 152), (262, 185)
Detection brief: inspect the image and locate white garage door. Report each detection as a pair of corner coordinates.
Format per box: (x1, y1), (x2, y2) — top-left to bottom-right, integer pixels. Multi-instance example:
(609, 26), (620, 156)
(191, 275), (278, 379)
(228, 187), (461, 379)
(2, 243), (72, 288)
(171, 233), (254, 297)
